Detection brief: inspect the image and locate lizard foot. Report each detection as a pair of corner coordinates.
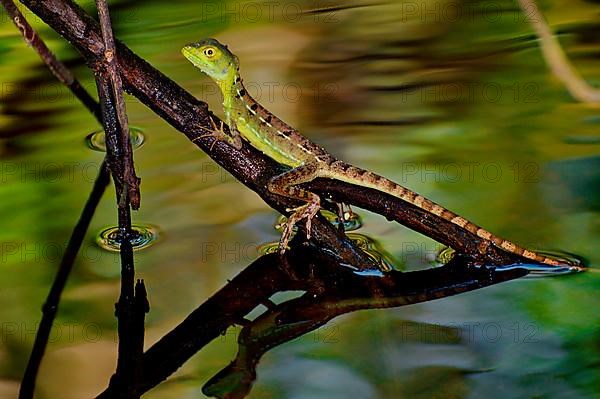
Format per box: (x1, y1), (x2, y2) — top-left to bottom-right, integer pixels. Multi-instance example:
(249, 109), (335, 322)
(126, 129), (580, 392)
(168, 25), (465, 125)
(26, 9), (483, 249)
(278, 198), (321, 254)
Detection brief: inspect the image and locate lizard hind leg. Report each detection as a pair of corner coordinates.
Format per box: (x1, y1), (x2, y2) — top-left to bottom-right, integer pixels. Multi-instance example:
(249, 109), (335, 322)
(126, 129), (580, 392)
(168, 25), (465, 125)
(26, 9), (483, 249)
(268, 162), (321, 254)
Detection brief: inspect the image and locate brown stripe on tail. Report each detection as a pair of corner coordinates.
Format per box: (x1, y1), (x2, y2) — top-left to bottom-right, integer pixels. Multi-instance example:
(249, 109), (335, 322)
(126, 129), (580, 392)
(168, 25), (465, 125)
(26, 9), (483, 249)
(326, 161), (571, 266)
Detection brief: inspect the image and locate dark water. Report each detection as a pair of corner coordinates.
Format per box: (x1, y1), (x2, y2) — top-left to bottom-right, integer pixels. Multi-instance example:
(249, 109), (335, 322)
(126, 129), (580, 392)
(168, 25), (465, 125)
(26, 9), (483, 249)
(0, 0), (598, 398)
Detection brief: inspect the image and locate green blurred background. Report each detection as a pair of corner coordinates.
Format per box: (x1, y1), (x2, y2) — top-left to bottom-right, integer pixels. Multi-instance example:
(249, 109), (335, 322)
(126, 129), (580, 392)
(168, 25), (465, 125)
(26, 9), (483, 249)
(0, 0), (598, 398)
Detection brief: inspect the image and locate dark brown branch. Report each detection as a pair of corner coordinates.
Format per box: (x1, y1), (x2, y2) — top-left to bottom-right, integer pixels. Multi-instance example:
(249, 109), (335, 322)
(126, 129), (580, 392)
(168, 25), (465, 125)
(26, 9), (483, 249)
(18, 0), (528, 268)
(94, 8), (144, 392)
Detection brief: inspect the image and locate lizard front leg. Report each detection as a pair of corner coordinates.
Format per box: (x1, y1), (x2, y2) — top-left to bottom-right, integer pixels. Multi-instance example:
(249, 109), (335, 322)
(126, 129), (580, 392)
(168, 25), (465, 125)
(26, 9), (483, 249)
(194, 114), (243, 150)
(268, 162), (321, 254)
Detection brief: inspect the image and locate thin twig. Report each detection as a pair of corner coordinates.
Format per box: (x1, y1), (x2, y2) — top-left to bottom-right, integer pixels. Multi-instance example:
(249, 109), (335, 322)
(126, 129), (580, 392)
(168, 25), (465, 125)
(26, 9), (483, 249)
(518, 0), (600, 103)
(95, 0), (140, 208)
(95, 64), (143, 399)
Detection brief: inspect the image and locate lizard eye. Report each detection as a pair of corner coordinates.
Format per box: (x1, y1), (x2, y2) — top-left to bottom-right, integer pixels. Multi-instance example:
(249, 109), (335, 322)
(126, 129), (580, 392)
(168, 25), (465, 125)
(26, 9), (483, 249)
(204, 47), (216, 58)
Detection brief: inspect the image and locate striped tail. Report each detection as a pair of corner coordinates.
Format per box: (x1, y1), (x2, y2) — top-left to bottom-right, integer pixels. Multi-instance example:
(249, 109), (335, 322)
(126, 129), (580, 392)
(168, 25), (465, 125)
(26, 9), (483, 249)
(327, 161), (574, 267)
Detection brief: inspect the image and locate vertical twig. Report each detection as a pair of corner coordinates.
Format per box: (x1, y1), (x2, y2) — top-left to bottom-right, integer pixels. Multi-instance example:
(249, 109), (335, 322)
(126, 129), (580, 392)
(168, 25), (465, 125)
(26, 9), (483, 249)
(95, 0), (141, 208)
(95, 73), (142, 399)
(94, 0), (145, 397)
(0, 2), (112, 398)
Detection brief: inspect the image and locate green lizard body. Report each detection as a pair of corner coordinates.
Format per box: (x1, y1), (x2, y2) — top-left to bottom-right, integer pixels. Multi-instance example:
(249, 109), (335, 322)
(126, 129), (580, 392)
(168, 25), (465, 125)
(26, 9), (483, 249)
(182, 38), (573, 267)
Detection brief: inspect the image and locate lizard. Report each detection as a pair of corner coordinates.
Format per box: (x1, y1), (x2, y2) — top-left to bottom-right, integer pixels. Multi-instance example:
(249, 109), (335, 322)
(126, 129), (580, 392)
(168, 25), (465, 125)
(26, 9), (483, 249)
(182, 38), (575, 267)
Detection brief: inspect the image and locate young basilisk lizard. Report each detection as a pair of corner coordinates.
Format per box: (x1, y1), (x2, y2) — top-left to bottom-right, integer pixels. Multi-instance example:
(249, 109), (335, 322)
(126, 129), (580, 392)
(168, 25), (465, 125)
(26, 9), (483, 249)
(182, 38), (574, 267)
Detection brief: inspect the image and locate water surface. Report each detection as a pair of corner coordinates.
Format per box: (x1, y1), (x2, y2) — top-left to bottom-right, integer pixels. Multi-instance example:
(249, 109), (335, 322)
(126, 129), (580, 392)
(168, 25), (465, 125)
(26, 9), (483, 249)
(0, 0), (598, 398)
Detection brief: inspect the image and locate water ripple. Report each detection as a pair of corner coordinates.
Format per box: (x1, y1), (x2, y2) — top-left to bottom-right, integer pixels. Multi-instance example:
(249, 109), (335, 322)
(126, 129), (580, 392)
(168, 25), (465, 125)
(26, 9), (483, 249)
(96, 224), (160, 252)
(85, 126), (146, 152)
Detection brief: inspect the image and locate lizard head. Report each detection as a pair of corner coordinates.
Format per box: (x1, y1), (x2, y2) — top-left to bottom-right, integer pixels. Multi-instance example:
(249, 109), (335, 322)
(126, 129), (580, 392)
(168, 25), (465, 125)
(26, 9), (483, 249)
(182, 38), (239, 84)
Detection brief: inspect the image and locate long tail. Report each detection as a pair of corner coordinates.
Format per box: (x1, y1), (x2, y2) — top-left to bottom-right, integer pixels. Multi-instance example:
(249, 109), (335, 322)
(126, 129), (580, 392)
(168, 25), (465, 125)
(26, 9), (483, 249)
(327, 161), (574, 266)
